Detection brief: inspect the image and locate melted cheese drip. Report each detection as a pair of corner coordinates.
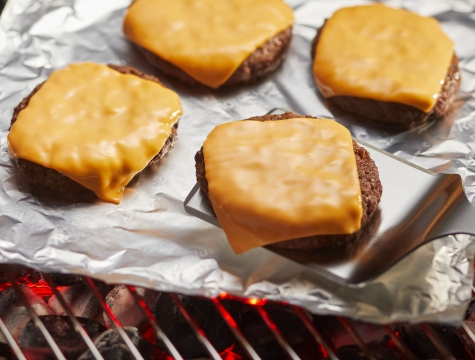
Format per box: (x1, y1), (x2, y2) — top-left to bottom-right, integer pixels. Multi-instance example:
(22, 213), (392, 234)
(8, 62), (182, 204)
(123, 0), (294, 88)
(313, 5), (454, 112)
(203, 118), (362, 254)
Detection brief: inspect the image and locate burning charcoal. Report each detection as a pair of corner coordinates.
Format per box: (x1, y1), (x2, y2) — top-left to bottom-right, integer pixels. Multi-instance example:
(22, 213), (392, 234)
(235, 302), (313, 360)
(43, 273), (84, 287)
(465, 300), (475, 321)
(103, 285), (159, 331)
(312, 315), (391, 350)
(21, 267), (42, 285)
(48, 283), (113, 325)
(78, 326), (159, 360)
(343, 320), (390, 346)
(0, 342), (14, 360)
(19, 315), (105, 360)
(0, 264), (25, 283)
(0, 284), (53, 341)
(0, 288), (17, 316)
(293, 339), (326, 360)
(334, 344), (399, 360)
(399, 323), (469, 359)
(0, 288), (21, 343)
(313, 315), (353, 350)
(457, 321), (475, 358)
(237, 302), (304, 360)
(261, 303), (311, 345)
(154, 293), (238, 359)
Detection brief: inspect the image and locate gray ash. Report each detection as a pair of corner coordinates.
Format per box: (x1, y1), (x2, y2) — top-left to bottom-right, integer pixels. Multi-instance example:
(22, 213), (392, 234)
(78, 327), (159, 360)
(0, 284), (53, 341)
(104, 285), (159, 331)
(44, 274), (84, 287)
(48, 283), (113, 325)
(19, 315), (105, 360)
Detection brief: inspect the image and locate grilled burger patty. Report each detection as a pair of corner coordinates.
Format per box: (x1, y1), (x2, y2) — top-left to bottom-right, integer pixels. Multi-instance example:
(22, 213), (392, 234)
(195, 112), (383, 250)
(10, 65), (178, 193)
(138, 27), (292, 87)
(312, 23), (461, 127)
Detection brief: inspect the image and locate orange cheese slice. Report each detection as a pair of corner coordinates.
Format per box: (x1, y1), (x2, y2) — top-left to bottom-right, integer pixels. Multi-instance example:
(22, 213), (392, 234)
(313, 4), (454, 112)
(203, 118), (362, 254)
(8, 62), (182, 204)
(123, 0), (294, 88)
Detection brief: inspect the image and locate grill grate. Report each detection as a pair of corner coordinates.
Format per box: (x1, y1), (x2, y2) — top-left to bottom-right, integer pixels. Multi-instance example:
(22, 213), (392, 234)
(0, 264), (473, 360)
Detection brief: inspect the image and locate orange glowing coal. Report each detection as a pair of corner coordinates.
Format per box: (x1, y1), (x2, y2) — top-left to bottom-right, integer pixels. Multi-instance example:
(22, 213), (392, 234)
(218, 292), (267, 306)
(0, 276), (61, 297)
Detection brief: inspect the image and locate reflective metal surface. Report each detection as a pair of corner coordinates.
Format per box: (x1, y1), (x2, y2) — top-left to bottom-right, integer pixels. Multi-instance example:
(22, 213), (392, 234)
(185, 110), (475, 284)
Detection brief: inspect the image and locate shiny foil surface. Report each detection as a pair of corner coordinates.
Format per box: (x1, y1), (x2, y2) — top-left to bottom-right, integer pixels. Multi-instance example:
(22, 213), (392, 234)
(0, 0), (475, 324)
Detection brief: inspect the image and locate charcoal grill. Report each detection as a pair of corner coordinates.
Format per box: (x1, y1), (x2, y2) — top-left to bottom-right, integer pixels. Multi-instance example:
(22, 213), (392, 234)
(0, 264), (473, 359)
(1, 0), (475, 358)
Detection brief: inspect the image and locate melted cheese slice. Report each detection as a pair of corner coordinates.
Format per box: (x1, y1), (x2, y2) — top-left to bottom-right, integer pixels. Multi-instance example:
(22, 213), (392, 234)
(313, 5), (454, 112)
(123, 0), (294, 88)
(203, 118), (362, 254)
(8, 62), (182, 204)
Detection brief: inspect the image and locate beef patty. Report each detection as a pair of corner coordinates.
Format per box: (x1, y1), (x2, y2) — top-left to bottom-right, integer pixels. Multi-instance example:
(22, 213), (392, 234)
(195, 112), (383, 250)
(138, 27), (292, 87)
(312, 23), (461, 127)
(10, 64), (178, 193)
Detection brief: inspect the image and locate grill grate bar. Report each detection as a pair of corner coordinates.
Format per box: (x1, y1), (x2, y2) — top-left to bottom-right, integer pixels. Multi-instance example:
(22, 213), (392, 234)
(461, 322), (475, 360)
(127, 286), (183, 360)
(169, 292), (222, 360)
(83, 277), (145, 360)
(0, 265), (469, 360)
(2, 266), (67, 360)
(42, 273), (104, 360)
(419, 323), (456, 360)
(293, 306), (338, 360)
(212, 297), (262, 360)
(462, 322), (475, 346)
(337, 317), (377, 360)
(382, 325), (416, 360)
(0, 317), (26, 360)
(255, 305), (301, 360)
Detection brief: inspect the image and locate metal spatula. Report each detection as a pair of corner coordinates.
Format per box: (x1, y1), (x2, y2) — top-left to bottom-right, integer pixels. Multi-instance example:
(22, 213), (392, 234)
(184, 109), (475, 284)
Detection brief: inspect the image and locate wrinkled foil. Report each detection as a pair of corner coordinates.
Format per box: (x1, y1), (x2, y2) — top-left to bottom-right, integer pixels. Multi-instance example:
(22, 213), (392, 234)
(0, 0), (475, 325)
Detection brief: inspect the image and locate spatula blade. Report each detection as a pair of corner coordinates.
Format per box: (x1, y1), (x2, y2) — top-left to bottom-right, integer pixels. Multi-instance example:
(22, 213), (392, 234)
(184, 112), (475, 284)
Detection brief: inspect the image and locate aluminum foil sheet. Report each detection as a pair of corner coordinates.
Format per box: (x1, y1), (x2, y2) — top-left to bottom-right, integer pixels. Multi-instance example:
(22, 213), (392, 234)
(0, 0), (475, 324)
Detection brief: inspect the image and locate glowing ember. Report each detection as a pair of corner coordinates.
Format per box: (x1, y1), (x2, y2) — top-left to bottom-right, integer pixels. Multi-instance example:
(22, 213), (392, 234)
(246, 298), (267, 306)
(141, 325), (156, 345)
(218, 292), (267, 306)
(220, 344), (242, 360)
(320, 344), (328, 358)
(0, 277), (61, 298)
